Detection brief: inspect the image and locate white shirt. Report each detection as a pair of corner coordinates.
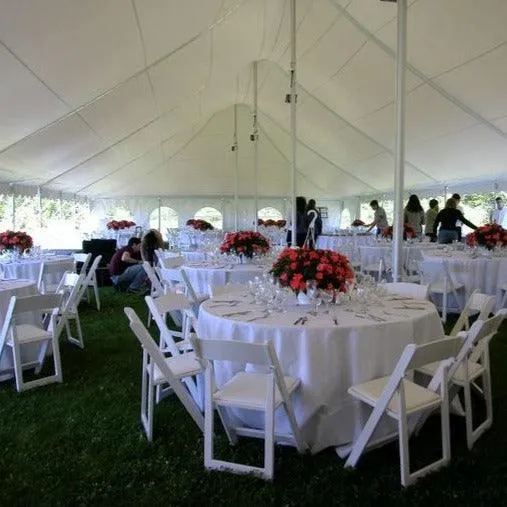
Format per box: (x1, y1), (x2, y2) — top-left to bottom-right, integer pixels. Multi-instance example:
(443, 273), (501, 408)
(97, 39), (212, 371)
(492, 207), (507, 228)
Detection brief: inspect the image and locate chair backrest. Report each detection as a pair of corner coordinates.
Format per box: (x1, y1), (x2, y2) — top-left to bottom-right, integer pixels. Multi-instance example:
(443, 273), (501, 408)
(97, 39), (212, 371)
(468, 309), (507, 364)
(191, 337), (275, 367)
(83, 254), (102, 284)
(180, 268), (198, 302)
(383, 282), (430, 300)
(57, 271), (86, 312)
(450, 290), (496, 336)
(73, 252), (92, 274)
(145, 293), (194, 355)
(142, 261), (165, 297)
(37, 261), (68, 293)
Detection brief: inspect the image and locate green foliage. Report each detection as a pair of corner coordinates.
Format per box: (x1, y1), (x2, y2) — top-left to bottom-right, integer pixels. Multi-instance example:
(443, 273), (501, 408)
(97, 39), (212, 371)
(0, 289), (507, 505)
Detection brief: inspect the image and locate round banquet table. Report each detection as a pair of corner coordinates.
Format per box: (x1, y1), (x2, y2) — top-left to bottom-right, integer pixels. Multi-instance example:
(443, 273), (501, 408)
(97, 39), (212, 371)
(358, 243), (442, 268)
(421, 250), (507, 311)
(0, 279), (39, 381)
(317, 234), (373, 251)
(0, 256), (74, 284)
(197, 293), (444, 453)
(162, 262), (265, 296)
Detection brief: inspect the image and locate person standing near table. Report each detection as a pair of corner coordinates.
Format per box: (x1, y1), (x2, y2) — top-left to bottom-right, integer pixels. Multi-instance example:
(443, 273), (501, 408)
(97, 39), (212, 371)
(305, 199), (322, 249)
(403, 194), (425, 238)
(452, 193), (465, 241)
(433, 198), (477, 244)
(287, 196), (308, 248)
(425, 199), (439, 242)
(491, 196), (507, 227)
(366, 200), (388, 236)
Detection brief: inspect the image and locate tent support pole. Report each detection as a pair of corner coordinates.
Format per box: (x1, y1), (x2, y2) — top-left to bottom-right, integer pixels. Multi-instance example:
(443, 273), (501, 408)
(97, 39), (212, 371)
(290, 0), (297, 246)
(38, 186), (43, 230)
(253, 61), (259, 232)
(392, 0), (407, 282)
(10, 184), (16, 230)
(233, 104), (239, 231)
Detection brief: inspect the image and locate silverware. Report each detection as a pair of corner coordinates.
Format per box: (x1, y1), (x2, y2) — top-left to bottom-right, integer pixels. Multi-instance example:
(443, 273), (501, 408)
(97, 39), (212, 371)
(332, 317), (339, 325)
(293, 317), (303, 325)
(222, 310), (251, 317)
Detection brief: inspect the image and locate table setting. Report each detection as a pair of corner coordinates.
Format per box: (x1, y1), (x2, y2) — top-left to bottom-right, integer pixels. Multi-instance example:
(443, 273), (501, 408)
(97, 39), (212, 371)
(197, 271), (444, 452)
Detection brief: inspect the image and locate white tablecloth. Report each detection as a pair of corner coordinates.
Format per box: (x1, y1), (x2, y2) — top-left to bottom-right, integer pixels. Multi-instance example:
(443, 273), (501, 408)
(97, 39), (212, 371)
(359, 243), (442, 268)
(0, 256), (74, 284)
(317, 234), (373, 251)
(180, 250), (208, 263)
(0, 279), (39, 380)
(162, 263), (265, 296)
(197, 294), (444, 452)
(421, 251), (507, 310)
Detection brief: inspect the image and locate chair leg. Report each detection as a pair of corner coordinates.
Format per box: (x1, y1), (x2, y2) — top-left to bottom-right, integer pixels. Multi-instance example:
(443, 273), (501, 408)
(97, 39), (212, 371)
(74, 312), (84, 349)
(264, 396), (275, 481)
(501, 290), (507, 308)
(463, 379), (474, 450)
(398, 414), (411, 487)
(93, 278), (100, 311)
(11, 343), (25, 392)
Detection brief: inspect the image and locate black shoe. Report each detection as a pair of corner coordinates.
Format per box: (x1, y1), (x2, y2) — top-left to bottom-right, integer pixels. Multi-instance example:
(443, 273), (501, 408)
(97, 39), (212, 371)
(127, 287), (143, 295)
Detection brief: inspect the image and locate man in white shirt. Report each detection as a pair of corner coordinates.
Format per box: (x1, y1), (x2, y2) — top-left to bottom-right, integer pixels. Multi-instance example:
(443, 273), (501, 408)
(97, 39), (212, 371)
(366, 199), (388, 235)
(492, 197), (507, 228)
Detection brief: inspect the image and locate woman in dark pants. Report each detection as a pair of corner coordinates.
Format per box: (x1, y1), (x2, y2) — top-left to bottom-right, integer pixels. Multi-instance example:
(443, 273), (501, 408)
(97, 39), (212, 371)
(434, 198), (477, 244)
(286, 196), (308, 247)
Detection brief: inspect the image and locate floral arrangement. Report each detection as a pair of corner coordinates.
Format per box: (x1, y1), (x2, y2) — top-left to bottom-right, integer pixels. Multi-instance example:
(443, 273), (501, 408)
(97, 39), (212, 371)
(465, 223), (507, 250)
(351, 219), (365, 227)
(219, 231), (270, 258)
(271, 248), (355, 294)
(258, 219), (287, 228)
(186, 218), (214, 231)
(381, 224), (416, 240)
(107, 220), (136, 230)
(0, 230), (34, 253)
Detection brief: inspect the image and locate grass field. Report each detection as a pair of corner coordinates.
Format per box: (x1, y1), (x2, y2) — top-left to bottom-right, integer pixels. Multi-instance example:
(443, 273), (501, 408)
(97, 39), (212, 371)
(0, 288), (506, 506)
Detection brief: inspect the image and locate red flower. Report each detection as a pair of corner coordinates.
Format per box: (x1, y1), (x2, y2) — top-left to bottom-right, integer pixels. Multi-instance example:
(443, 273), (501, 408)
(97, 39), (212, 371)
(220, 231), (270, 258)
(466, 223), (507, 250)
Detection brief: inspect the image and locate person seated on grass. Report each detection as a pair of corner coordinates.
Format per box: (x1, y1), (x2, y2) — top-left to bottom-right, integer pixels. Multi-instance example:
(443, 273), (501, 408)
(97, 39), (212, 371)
(109, 237), (149, 294)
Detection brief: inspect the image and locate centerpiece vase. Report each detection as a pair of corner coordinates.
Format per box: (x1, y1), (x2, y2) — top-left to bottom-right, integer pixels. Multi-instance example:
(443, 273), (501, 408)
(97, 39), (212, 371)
(297, 292), (311, 305)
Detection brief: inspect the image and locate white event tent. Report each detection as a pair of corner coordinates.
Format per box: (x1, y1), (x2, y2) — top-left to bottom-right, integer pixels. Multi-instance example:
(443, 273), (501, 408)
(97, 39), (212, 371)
(0, 0), (507, 232)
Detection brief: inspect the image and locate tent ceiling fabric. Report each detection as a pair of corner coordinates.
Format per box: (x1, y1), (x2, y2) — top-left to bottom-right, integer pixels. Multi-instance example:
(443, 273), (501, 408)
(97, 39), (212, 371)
(0, 0), (506, 200)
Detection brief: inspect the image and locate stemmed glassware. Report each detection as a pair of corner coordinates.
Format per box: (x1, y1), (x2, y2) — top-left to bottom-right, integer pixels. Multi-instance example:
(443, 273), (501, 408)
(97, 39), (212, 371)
(306, 280), (321, 316)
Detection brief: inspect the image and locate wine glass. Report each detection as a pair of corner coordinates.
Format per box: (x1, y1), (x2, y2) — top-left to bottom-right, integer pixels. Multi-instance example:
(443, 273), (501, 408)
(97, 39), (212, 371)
(306, 280), (321, 316)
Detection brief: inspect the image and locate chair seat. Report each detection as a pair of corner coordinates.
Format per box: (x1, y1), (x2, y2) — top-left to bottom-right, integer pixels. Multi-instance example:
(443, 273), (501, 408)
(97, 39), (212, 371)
(151, 352), (202, 383)
(417, 360), (484, 384)
(214, 371), (300, 410)
(348, 376), (441, 417)
(429, 281), (464, 293)
(7, 324), (51, 345)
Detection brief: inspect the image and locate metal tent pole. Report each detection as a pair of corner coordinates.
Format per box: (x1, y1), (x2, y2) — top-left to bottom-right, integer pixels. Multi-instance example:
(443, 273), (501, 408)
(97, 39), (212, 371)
(233, 104), (239, 231)
(289, 0), (297, 246)
(392, 0), (407, 282)
(253, 61), (259, 232)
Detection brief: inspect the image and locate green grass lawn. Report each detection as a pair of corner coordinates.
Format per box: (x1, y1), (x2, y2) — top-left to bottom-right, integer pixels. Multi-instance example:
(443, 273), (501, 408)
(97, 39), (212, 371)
(1, 288), (507, 506)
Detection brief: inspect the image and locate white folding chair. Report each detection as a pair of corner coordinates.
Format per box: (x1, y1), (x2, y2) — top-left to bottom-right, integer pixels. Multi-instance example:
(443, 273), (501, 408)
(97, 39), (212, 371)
(345, 337), (462, 487)
(0, 293), (63, 391)
(427, 259), (465, 323)
(143, 261), (168, 327)
(158, 255), (185, 269)
(417, 310), (507, 449)
(499, 283), (507, 308)
(77, 255), (102, 310)
(124, 307), (204, 441)
(72, 252), (92, 275)
(190, 336), (308, 481)
(55, 271), (87, 349)
(383, 282), (430, 300)
(145, 293), (199, 405)
(449, 290), (495, 336)
(37, 262), (66, 294)
(180, 268), (208, 307)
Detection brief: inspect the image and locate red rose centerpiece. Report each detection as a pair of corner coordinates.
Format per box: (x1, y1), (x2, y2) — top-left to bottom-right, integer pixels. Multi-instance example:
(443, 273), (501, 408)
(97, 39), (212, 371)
(465, 223), (507, 250)
(107, 220), (136, 231)
(270, 248), (355, 294)
(0, 230), (34, 253)
(186, 219), (214, 231)
(220, 231), (270, 259)
(381, 224), (416, 240)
